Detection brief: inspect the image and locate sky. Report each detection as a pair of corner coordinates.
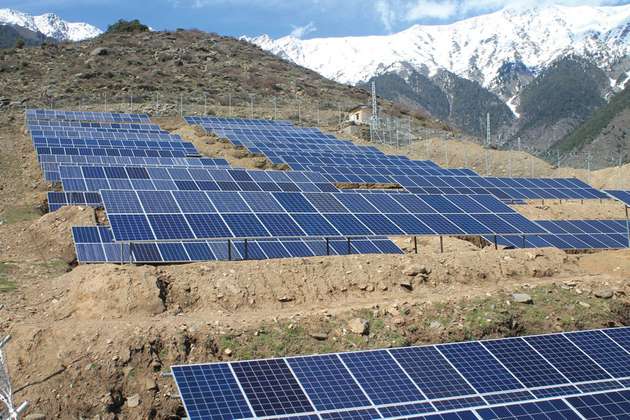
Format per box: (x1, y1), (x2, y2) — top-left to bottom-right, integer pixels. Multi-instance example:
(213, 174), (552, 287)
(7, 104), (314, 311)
(5, 0), (630, 39)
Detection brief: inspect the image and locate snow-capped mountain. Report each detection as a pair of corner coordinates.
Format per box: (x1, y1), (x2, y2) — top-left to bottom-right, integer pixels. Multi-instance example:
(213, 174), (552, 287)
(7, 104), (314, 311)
(249, 4), (630, 96)
(0, 9), (102, 42)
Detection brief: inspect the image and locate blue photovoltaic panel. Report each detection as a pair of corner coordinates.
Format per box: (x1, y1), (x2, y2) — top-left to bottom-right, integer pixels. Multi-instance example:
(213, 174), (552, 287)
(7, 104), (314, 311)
(319, 408), (380, 419)
(566, 390), (630, 419)
(565, 330), (630, 378)
(524, 334), (611, 383)
(476, 399), (578, 419)
(231, 359), (314, 417)
(603, 327), (630, 352)
(378, 402), (435, 417)
(438, 342), (524, 394)
(390, 346), (476, 399)
(339, 350), (425, 405)
(481, 338), (569, 388)
(416, 411), (478, 419)
(287, 355), (371, 410)
(171, 364), (253, 420)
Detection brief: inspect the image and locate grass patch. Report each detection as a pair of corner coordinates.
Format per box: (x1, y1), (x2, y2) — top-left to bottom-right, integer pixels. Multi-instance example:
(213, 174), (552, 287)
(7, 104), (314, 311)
(0, 205), (42, 225)
(0, 262), (16, 293)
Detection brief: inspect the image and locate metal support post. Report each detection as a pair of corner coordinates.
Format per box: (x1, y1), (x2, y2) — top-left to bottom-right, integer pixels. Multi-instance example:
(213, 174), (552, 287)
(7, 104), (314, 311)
(494, 235), (498, 250)
(347, 238), (351, 255)
(244, 238), (249, 260)
(440, 236), (444, 254)
(326, 238), (330, 256)
(414, 236), (418, 254)
(227, 239), (232, 261)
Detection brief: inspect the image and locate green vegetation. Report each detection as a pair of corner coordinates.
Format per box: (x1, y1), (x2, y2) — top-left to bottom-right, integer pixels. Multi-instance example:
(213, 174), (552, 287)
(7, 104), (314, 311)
(517, 56), (607, 134)
(0, 263), (16, 293)
(14, 37), (25, 49)
(207, 284), (622, 362)
(106, 19), (150, 34)
(551, 84), (630, 154)
(0, 205), (42, 225)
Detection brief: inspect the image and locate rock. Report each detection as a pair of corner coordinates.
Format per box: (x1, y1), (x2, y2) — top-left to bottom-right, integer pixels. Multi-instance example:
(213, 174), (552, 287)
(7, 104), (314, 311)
(429, 320), (443, 330)
(402, 264), (430, 277)
(512, 293), (533, 304)
(594, 289), (614, 299)
(578, 301), (591, 308)
(400, 278), (413, 290)
(278, 295), (294, 302)
(348, 318), (369, 335)
(144, 377), (158, 391)
(90, 47), (108, 56)
(126, 393), (140, 408)
(25, 415), (46, 420)
(223, 348), (233, 356)
(309, 332), (328, 341)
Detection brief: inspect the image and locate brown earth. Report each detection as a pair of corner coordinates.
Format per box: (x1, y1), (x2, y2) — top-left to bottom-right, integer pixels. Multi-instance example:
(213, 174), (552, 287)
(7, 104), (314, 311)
(1, 70), (630, 418)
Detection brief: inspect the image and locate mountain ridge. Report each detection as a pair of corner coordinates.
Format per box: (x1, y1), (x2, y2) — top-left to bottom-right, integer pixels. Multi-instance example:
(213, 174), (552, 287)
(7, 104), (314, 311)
(248, 4), (630, 99)
(0, 8), (102, 42)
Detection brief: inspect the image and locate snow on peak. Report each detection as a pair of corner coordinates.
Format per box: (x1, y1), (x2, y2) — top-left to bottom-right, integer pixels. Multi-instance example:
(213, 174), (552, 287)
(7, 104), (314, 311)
(0, 8), (102, 42)
(247, 4), (630, 89)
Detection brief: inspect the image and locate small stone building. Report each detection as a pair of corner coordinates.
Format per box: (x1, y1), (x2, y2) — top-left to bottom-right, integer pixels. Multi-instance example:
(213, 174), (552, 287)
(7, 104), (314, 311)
(347, 105), (373, 125)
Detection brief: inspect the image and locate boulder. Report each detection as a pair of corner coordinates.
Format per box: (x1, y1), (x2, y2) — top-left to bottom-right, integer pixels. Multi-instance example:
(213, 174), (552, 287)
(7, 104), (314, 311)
(90, 47), (109, 57)
(594, 289), (614, 299)
(512, 293), (533, 304)
(348, 318), (369, 335)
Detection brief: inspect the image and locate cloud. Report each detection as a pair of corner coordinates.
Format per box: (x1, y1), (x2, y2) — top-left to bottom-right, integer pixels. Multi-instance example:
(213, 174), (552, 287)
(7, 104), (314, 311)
(289, 21), (317, 38)
(375, 0), (627, 25)
(407, 1), (457, 20)
(375, 0), (397, 32)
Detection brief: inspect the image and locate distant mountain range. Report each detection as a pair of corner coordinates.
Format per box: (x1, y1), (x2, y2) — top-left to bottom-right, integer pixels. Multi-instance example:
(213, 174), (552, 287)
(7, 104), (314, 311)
(248, 4), (630, 162)
(0, 9), (102, 43)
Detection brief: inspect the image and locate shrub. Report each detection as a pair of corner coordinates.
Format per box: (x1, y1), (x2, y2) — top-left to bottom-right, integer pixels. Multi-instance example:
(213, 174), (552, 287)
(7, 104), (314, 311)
(106, 19), (149, 34)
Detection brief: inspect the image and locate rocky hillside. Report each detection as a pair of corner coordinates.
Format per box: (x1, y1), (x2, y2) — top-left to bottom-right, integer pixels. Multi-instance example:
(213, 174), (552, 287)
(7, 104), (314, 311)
(249, 4), (630, 163)
(507, 56), (611, 153)
(0, 24), (55, 48)
(363, 68), (514, 138)
(551, 83), (630, 168)
(0, 28), (447, 131)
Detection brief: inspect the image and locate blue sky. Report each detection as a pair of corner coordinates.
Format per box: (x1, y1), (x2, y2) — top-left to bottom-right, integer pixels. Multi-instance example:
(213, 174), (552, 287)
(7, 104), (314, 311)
(6, 0), (630, 39)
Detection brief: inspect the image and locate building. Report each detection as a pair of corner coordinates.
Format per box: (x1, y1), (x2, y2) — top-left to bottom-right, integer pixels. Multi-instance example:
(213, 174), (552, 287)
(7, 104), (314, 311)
(347, 105), (373, 125)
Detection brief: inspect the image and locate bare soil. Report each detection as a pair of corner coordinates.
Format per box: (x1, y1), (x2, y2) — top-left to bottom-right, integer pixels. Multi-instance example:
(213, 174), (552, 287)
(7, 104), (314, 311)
(1, 107), (630, 419)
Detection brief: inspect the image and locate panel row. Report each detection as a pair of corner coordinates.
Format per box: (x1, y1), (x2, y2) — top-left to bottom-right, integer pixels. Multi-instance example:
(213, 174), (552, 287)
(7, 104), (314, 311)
(100, 190), (545, 242)
(72, 226), (403, 264)
(171, 327), (630, 420)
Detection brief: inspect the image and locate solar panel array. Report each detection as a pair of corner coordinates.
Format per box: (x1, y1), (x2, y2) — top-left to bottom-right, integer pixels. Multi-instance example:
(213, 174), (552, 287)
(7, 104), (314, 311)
(171, 327), (630, 420)
(72, 226), (403, 264)
(189, 116), (606, 202)
(31, 111), (630, 262)
(487, 220), (630, 250)
(607, 190), (630, 207)
(29, 109), (405, 262)
(100, 189), (545, 242)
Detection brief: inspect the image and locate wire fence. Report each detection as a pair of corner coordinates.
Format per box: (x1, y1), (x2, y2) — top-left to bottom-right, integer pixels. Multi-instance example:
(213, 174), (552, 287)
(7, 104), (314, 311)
(18, 91), (629, 175)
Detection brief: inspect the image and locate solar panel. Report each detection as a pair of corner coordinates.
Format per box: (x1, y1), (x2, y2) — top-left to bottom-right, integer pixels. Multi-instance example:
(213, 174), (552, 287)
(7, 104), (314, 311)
(72, 227), (402, 263)
(170, 327), (630, 420)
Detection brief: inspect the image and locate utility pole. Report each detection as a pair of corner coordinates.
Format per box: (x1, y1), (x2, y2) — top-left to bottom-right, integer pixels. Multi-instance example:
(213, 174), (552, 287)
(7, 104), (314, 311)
(486, 112), (491, 147)
(370, 81), (379, 143)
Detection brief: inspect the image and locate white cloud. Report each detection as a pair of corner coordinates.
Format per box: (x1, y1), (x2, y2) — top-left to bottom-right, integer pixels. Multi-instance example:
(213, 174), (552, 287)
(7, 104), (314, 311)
(289, 21), (317, 38)
(376, 0), (626, 25)
(375, 0), (397, 32)
(407, 0), (457, 20)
